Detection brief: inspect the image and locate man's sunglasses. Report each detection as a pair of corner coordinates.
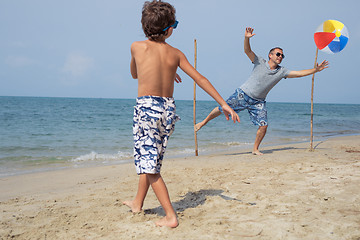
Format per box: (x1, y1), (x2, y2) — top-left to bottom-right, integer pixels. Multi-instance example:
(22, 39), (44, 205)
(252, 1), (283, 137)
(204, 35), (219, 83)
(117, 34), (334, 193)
(163, 21), (179, 31)
(275, 52), (285, 58)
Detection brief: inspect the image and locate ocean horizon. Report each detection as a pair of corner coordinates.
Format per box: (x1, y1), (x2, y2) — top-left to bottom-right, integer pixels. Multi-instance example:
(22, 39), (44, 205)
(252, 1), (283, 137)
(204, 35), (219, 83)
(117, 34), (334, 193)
(1, 96), (359, 177)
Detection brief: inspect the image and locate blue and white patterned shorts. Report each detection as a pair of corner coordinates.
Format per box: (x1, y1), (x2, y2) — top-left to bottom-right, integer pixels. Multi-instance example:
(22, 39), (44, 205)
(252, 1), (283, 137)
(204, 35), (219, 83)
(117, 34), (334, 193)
(133, 96), (180, 174)
(219, 88), (268, 126)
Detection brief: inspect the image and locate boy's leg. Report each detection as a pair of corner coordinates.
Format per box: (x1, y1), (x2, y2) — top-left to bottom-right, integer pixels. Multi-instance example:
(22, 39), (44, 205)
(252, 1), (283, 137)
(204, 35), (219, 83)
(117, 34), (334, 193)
(122, 174), (150, 212)
(148, 173), (178, 228)
(195, 107), (222, 132)
(253, 125), (267, 155)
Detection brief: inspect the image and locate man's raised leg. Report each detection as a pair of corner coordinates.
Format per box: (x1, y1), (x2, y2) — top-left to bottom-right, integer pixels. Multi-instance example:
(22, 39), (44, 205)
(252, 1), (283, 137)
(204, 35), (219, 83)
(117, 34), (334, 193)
(195, 107), (222, 132)
(253, 125), (267, 155)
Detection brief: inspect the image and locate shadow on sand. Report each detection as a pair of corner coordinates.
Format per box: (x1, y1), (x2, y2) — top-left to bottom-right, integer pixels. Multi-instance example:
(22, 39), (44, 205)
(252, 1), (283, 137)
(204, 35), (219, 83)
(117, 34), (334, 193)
(224, 147), (298, 156)
(144, 189), (245, 216)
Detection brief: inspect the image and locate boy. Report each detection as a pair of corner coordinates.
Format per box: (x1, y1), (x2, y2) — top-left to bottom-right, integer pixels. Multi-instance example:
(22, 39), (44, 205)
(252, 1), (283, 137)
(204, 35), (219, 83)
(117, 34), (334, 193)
(122, 0), (239, 228)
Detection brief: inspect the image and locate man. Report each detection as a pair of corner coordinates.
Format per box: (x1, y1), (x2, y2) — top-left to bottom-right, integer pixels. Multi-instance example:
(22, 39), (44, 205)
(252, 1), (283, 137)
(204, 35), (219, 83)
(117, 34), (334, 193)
(195, 27), (329, 155)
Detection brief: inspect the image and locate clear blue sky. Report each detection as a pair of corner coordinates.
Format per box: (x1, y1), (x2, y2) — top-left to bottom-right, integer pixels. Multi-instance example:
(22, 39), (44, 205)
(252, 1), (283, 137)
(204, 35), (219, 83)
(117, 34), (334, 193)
(0, 0), (359, 104)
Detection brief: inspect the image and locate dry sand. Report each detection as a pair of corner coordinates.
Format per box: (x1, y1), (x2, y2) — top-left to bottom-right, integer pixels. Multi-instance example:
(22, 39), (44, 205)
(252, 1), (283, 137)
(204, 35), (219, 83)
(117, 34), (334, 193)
(1, 135), (359, 239)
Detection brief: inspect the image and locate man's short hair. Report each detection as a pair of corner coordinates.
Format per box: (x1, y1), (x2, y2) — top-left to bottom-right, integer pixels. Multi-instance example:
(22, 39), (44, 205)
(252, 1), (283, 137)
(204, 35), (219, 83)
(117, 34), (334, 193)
(141, 0), (176, 41)
(268, 47), (283, 59)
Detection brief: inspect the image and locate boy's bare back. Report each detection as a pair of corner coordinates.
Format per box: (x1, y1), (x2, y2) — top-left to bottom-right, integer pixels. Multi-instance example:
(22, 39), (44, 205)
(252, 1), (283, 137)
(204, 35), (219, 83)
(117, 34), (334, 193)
(131, 39), (180, 98)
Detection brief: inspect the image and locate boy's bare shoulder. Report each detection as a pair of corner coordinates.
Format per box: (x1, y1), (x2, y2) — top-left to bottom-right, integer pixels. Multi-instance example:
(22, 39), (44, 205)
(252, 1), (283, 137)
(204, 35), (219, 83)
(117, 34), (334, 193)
(131, 40), (185, 60)
(131, 40), (147, 50)
(166, 44), (184, 56)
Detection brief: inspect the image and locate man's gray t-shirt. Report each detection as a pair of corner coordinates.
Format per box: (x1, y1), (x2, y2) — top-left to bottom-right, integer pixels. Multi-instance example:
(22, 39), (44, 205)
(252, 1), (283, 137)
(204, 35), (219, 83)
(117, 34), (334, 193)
(240, 54), (291, 101)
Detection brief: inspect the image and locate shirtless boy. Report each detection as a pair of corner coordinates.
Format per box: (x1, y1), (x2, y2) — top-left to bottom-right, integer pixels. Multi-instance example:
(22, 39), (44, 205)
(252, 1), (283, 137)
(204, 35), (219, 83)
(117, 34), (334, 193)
(123, 0), (239, 228)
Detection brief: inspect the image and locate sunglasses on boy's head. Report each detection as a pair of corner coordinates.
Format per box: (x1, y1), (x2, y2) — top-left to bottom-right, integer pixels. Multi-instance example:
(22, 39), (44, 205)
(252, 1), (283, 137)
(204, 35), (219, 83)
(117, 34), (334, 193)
(275, 52), (285, 58)
(163, 21), (179, 31)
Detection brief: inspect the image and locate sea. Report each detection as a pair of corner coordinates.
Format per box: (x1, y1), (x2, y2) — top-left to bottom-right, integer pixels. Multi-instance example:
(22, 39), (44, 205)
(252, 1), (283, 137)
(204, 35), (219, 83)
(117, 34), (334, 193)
(1, 96), (359, 177)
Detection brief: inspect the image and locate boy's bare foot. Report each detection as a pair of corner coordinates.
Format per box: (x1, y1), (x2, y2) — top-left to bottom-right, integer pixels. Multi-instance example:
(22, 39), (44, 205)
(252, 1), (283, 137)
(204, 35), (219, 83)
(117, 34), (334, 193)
(252, 150), (264, 155)
(155, 216), (179, 228)
(122, 200), (142, 212)
(194, 122), (203, 132)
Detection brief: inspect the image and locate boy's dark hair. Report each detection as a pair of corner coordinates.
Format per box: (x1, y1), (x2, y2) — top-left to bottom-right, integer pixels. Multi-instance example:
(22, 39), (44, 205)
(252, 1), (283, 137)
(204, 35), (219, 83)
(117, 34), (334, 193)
(141, 0), (176, 41)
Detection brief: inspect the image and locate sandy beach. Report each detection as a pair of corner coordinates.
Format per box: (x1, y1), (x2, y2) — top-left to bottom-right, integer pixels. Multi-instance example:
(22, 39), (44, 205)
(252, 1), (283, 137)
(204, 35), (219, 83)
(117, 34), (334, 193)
(1, 135), (359, 239)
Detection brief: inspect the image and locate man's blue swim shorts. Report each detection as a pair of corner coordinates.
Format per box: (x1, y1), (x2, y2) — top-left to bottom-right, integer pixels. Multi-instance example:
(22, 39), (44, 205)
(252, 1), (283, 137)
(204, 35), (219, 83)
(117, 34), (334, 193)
(219, 88), (268, 126)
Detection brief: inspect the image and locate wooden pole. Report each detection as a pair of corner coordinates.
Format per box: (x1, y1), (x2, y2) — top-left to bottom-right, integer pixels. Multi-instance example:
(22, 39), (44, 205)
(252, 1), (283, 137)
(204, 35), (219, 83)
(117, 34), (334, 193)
(193, 39), (198, 156)
(310, 48), (319, 151)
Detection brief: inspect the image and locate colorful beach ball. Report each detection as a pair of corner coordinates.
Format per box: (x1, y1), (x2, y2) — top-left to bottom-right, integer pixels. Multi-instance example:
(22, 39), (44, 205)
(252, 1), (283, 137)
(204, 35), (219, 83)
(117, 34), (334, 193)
(314, 20), (349, 54)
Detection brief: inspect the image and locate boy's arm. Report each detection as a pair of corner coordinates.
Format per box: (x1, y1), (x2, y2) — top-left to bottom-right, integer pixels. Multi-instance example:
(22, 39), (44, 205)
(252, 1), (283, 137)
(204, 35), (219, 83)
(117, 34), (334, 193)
(244, 27), (256, 62)
(287, 60), (329, 78)
(178, 51), (240, 123)
(130, 43), (137, 79)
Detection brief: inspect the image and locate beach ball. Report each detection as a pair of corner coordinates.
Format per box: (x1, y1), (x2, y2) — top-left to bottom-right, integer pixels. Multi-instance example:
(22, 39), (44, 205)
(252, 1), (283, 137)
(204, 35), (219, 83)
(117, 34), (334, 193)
(314, 20), (349, 54)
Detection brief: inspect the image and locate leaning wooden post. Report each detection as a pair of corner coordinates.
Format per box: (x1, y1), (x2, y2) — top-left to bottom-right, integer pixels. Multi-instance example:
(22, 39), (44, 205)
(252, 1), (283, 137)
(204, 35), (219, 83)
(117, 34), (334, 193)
(193, 39), (199, 156)
(310, 47), (319, 151)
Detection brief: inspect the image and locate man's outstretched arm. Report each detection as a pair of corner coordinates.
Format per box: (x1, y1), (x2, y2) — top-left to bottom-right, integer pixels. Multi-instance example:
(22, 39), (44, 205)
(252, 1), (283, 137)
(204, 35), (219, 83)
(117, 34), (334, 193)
(244, 27), (256, 62)
(287, 60), (329, 78)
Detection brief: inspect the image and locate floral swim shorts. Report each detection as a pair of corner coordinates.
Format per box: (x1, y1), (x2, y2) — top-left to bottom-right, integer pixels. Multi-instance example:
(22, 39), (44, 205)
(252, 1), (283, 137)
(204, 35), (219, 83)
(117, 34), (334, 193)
(133, 96), (180, 174)
(219, 88), (268, 126)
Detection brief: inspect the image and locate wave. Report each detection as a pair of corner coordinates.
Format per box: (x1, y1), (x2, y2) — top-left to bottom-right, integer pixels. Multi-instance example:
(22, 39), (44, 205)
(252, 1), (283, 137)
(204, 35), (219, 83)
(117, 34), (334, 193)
(71, 151), (133, 163)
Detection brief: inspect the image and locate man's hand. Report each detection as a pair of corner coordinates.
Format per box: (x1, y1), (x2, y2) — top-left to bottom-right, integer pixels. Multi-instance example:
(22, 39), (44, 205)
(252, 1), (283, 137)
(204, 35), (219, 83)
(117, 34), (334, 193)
(174, 73), (182, 83)
(315, 60), (329, 73)
(245, 27), (255, 38)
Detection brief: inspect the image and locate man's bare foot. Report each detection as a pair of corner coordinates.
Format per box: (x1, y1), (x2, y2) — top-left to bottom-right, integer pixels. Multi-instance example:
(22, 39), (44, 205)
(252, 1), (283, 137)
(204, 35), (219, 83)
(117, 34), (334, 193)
(122, 200), (142, 212)
(194, 122), (204, 132)
(252, 150), (264, 155)
(155, 216), (179, 228)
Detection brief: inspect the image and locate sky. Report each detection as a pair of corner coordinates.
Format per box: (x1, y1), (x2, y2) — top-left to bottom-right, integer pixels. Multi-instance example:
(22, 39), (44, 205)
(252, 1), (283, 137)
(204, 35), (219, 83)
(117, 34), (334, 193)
(0, 0), (359, 104)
